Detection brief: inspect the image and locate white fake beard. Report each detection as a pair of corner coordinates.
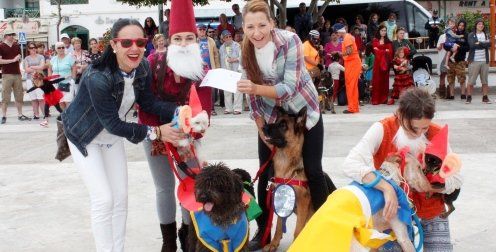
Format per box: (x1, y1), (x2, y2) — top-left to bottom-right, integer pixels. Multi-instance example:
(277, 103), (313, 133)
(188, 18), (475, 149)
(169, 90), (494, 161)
(167, 43), (205, 81)
(393, 127), (429, 157)
(255, 41), (276, 78)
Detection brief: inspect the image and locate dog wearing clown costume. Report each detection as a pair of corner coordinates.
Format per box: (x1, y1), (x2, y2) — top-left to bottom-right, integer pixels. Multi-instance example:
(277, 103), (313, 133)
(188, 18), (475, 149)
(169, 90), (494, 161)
(289, 148), (429, 252)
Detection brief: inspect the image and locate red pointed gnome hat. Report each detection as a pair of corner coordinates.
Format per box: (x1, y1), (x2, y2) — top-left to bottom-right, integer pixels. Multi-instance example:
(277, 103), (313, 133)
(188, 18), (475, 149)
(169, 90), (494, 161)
(169, 0), (197, 37)
(189, 85), (203, 117)
(425, 125), (448, 160)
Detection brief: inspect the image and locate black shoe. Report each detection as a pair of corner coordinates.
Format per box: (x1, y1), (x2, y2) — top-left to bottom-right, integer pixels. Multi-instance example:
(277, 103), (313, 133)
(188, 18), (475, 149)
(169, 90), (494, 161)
(465, 96), (472, 104)
(33, 116), (40, 120)
(178, 223), (189, 252)
(482, 95), (492, 104)
(1, 117), (6, 124)
(18, 115), (31, 121)
(343, 110), (354, 114)
(461, 94), (466, 100)
(160, 222), (177, 252)
(248, 228), (270, 251)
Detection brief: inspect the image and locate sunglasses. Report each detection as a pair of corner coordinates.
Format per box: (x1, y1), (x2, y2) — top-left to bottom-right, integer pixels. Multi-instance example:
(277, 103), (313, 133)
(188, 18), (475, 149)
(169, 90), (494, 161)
(113, 38), (147, 48)
(224, 35), (232, 38)
(29, 47), (36, 49)
(208, 31), (215, 33)
(57, 47), (65, 49)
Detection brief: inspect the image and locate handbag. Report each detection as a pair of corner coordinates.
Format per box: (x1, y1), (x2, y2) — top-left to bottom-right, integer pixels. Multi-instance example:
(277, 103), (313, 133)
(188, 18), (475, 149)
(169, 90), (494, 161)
(58, 81), (71, 92)
(55, 119), (71, 161)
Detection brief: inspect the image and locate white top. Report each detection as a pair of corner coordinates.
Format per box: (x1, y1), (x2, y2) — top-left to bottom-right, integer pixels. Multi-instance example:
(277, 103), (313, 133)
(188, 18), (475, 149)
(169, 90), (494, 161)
(474, 32), (487, 62)
(436, 34), (446, 73)
(327, 62), (345, 80)
(92, 75), (136, 145)
(342, 122), (463, 194)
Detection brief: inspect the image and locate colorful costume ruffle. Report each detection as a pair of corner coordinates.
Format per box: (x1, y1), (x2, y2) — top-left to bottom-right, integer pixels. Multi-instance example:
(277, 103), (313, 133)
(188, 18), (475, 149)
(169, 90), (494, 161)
(44, 89), (63, 106)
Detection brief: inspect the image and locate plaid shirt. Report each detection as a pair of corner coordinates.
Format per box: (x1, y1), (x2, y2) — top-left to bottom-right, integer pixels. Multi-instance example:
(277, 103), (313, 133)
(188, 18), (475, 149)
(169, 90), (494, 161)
(241, 29), (320, 130)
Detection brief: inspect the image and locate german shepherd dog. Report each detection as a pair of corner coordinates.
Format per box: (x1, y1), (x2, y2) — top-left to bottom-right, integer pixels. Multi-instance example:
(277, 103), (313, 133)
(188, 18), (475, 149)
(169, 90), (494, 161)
(262, 107), (335, 251)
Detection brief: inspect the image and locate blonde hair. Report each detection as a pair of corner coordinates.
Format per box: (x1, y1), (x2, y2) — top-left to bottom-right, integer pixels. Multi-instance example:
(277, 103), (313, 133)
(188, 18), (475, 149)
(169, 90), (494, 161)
(241, 0), (272, 85)
(395, 47), (406, 58)
(71, 37), (82, 45)
(153, 33), (166, 47)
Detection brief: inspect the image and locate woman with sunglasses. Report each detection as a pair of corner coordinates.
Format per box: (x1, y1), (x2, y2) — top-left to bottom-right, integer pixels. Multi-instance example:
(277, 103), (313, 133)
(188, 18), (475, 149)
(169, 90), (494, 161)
(62, 18), (181, 252)
(24, 42), (46, 120)
(48, 41), (77, 110)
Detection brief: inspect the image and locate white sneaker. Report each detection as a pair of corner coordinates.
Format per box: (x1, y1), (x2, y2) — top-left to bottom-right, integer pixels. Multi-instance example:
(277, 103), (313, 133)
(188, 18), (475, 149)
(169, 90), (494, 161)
(40, 120), (48, 127)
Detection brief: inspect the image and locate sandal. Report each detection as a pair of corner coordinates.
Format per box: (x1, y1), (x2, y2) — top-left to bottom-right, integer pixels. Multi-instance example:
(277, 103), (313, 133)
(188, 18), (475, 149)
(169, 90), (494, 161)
(224, 111), (232, 114)
(40, 120), (49, 127)
(233, 111), (241, 115)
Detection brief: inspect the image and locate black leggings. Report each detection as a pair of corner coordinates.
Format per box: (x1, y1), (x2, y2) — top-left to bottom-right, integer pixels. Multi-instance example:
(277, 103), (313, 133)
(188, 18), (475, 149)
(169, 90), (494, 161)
(44, 104), (63, 118)
(254, 115), (332, 229)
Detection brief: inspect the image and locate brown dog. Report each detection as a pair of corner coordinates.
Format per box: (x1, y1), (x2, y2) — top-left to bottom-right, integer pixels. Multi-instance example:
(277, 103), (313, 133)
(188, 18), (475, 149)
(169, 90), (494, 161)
(261, 107), (314, 251)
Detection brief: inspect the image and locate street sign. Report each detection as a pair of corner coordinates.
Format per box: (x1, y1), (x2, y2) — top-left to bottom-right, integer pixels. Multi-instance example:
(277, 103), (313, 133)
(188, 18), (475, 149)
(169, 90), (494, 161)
(18, 32), (27, 45)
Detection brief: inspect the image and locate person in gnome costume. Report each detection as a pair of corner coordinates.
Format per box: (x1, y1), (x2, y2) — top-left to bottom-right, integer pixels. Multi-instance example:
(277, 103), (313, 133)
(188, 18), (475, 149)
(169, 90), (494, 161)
(338, 88), (462, 251)
(138, 0), (210, 250)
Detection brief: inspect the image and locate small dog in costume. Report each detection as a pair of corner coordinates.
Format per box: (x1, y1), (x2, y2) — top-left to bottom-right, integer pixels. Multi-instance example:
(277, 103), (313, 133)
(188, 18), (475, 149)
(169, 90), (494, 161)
(290, 148), (430, 252)
(422, 125), (462, 218)
(188, 163), (249, 252)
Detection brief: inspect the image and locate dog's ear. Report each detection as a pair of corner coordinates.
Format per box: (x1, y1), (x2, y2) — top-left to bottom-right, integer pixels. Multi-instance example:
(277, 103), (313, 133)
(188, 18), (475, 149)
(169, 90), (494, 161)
(295, 107), (307, 132)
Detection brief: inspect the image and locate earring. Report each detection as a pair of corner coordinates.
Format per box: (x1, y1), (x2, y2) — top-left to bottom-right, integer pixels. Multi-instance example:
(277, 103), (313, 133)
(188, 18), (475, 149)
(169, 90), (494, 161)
(144, 48), (147, 52)
(113, 50), (116, 53)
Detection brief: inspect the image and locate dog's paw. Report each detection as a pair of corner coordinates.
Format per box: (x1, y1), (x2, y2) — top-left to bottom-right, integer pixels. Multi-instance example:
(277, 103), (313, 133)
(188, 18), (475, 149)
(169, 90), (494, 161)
(262, 243), (280, 252)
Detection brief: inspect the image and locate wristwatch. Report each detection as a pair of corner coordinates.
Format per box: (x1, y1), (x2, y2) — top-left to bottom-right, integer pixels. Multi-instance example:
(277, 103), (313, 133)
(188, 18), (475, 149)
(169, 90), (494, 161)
(148, 126), (158, 141)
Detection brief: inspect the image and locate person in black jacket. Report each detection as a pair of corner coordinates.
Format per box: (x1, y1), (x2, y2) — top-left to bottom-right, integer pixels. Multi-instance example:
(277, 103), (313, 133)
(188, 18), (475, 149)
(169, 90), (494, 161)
(445, 20), (469, 100)
(425, 10), (442, 49)
(367, 13), (379, 43)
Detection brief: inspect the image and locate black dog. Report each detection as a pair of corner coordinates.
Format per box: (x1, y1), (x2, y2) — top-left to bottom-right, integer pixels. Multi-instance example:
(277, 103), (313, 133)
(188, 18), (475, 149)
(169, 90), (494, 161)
(425, 153), (460, 218)
(187, 163), (249, 252)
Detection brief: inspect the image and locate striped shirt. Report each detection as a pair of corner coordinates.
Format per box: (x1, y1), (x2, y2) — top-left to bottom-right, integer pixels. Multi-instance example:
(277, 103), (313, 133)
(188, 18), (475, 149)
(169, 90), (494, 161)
(240, 29), (320, 130)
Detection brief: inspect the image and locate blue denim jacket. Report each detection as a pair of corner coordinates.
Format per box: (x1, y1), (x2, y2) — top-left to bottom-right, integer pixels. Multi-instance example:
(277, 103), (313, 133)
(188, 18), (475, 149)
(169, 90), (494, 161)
(62, 59), (176, 156)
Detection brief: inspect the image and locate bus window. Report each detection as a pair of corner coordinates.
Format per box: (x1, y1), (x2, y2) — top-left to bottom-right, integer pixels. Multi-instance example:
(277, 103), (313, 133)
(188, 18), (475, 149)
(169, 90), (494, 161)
(406, 2), (429, 36)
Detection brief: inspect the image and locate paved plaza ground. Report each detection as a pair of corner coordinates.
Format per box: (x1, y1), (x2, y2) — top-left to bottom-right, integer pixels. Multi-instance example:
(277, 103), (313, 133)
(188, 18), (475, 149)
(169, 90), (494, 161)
(1, 82), (496, 251)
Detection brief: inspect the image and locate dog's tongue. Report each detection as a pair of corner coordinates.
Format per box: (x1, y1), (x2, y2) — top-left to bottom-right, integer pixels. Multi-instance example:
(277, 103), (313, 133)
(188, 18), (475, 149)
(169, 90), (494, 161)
(203, 202), (214, 212)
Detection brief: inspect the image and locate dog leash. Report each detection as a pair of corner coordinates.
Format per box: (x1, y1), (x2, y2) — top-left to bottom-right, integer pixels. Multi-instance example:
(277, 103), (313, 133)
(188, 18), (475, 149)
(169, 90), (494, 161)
(251, 147), (277, 185)
(164, 142), (199, 181)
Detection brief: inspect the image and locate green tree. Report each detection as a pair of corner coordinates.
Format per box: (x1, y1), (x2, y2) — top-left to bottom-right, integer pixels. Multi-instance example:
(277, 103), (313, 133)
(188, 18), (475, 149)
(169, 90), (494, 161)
(456, 11), (489, 33)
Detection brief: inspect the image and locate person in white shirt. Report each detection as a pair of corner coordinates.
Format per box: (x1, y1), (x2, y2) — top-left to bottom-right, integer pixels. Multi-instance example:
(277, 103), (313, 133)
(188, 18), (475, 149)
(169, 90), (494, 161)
(327, 52), (345, 105)
(219, 30), (243, 114)
(342, 88), (462, 251)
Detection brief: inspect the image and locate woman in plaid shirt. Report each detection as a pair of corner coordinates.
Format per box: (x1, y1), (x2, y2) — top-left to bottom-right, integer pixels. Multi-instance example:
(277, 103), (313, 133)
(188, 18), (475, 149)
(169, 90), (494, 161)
(237, 0), (335, 249)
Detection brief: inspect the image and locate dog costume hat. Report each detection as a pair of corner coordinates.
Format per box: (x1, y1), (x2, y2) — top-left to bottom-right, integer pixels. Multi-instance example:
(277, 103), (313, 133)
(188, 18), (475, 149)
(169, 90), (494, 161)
(424, 125), (461, 184)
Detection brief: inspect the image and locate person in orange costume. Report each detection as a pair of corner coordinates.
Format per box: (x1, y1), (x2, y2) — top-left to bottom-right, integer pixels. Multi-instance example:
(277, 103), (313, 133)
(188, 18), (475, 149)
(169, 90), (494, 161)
(335, 23), (361, 114)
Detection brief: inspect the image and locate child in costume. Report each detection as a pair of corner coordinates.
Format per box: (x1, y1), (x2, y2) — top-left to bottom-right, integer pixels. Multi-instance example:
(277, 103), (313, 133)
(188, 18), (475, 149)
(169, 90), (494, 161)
(389, 47), (414, 105)
(27, 72), (65, 127)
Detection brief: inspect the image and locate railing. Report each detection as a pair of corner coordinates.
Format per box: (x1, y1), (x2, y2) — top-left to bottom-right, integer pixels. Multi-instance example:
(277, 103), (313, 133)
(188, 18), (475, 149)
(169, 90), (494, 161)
(3, 8), (40, 18)
(407, 37), (431, 50)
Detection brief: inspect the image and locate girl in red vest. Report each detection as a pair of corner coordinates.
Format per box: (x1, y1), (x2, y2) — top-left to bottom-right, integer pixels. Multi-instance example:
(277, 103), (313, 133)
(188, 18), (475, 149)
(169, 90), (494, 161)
(343, 88), (462, 251)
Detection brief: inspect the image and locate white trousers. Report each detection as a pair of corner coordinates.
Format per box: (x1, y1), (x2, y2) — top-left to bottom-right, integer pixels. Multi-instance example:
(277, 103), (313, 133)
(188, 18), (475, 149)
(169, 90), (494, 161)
(223, 90), (243, 113)
(69, 140), (128, 252)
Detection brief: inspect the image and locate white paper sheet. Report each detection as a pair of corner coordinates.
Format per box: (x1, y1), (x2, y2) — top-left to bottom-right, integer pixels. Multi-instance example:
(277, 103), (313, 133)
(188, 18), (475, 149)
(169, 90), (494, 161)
(199, 68), (242, 93)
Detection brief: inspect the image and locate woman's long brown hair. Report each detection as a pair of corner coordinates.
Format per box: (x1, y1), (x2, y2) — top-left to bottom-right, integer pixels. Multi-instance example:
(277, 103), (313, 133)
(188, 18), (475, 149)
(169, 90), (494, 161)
(241, 0), (271, 85)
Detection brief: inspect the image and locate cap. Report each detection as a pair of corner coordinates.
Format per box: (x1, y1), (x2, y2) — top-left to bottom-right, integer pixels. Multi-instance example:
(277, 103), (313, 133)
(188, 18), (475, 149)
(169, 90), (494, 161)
(221, 29), (232, 38)
(197, 24), (207, 29)
(309, 30), (320, 37)
(60, 33), (70, 40)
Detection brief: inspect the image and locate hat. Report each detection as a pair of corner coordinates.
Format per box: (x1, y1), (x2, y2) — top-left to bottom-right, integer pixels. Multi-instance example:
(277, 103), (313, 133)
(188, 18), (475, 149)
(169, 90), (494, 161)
(221, 29), (232, 38)
(309, 30), (320, 37)
(60, 33), (70, 40)
(169, 0), (197, 37)
(189, 85), (203, 117)
(333, 23), (346, 33)
(425, 125), (448, 161)
(197, 24), (207, 29)
(3, 27), (16, 37)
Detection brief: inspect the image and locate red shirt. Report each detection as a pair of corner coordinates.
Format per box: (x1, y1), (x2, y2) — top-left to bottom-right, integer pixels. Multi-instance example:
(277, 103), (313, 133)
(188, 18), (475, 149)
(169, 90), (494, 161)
(216, 23), (236, 37)
(0, 42), (21, 74)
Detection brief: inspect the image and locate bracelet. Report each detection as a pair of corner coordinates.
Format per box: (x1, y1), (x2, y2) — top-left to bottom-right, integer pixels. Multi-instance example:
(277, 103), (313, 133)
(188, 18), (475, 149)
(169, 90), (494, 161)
(363, 170), (383, 188)
(155, 126), (161, 140)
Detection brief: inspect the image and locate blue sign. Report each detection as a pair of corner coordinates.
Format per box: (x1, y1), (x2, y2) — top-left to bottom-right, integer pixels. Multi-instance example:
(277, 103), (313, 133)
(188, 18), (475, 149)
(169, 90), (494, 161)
(18, 32), (27, 45)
